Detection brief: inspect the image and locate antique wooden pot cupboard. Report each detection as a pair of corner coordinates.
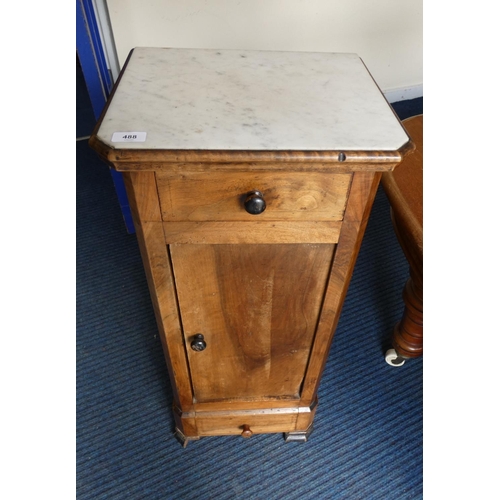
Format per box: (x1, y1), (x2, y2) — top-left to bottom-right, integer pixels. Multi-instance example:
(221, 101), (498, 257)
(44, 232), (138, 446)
(90, 47), (413, 447)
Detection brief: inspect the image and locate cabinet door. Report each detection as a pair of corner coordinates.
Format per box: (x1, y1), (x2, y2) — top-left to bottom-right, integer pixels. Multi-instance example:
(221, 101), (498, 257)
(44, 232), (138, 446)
(169, 243), (334, 403)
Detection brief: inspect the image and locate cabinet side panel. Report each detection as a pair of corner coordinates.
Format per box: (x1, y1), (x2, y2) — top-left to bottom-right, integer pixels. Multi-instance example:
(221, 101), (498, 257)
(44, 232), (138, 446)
(300, 171), (382, 404)
(170, 243), (334, 403)
(122, 172), (194, 410)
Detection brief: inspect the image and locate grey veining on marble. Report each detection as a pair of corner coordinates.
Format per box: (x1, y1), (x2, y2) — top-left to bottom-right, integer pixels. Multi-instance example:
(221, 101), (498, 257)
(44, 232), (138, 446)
(96, 47), (409, 151)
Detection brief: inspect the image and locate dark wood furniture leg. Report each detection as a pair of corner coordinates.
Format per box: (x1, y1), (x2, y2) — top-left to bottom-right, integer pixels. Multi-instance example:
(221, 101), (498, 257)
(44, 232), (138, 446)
(381, 115), (423, 367)
(386, 259), (423, 366)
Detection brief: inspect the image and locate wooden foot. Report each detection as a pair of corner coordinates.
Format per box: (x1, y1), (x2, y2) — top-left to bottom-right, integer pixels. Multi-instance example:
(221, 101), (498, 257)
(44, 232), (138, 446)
(284, 424), (314, 443)
(174, 428), (200, 448)
(392, 269), (423, 359)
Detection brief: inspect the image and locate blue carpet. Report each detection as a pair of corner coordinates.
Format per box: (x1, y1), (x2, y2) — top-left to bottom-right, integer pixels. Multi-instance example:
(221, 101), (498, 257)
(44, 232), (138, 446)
(77, 73), (423, 498)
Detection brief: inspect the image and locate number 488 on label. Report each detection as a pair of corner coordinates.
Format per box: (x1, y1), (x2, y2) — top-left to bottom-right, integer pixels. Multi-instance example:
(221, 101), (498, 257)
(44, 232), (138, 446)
(111, 131), (147, 143)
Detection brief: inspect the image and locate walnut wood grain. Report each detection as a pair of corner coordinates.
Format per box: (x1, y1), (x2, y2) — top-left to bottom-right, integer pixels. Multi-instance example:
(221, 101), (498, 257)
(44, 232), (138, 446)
(177, 400), (318, 437)
(192, 399), (302, 412)
(169, 243), (334, 403)
(381, 115), (423, 262)
(173, 406), (198, 438)
(300, 171), (382, 404)
(156, 171), (352, 222)
(194, 411), (298, 436)
(88, 134), (412, 172)
(96, 160), (404, 174)
(122, 171), (162, 222)
(162, 221), (342, 244)
(392, 268), (423, 358)
(88, 47), (415, 443)
(122, 172), (194, 411)
(382, 115), (423, 359)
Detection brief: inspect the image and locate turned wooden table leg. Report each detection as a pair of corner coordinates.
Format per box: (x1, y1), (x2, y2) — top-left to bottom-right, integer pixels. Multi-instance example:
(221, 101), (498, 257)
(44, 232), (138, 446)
(381, 114), (423, 367)
(386, 267), (423, 366)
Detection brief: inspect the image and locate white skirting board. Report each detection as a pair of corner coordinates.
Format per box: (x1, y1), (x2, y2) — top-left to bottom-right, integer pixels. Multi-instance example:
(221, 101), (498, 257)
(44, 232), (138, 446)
(383, 85), (423, 103)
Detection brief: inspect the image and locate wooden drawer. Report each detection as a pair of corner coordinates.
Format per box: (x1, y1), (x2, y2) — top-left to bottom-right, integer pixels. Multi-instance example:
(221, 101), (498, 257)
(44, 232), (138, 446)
(176, 402), (317, 437)
(156, 171), (352, 222)
(194, 410), (298, 436)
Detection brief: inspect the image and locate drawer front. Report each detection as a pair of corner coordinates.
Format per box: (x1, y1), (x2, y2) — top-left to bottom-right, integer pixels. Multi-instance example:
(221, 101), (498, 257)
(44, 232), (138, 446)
(156, 171), (352, 222)
(194, 411), (299, 436)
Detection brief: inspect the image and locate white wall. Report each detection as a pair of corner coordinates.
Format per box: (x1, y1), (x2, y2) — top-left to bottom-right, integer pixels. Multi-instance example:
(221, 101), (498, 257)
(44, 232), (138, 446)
(106, 0), (422, 97)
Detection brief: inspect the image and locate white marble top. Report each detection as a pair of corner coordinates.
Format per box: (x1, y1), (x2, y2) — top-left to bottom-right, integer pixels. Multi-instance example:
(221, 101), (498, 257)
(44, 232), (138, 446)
(96, 47), (409, 151)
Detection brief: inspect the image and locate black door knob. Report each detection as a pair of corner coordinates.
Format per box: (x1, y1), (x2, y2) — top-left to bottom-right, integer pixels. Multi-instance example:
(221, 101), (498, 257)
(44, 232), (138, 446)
(190, 334), (207, 351)
(244, 190), (266, 215)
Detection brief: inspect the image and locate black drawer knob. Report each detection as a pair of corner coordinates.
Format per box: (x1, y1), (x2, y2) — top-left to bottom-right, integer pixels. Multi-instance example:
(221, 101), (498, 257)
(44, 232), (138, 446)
(190, 334), (207, 352)
(244, 191), (266, 215)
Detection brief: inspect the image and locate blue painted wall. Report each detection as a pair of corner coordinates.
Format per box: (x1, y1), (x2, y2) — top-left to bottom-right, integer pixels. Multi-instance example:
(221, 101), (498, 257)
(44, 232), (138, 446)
(76, 0), (135, 233)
